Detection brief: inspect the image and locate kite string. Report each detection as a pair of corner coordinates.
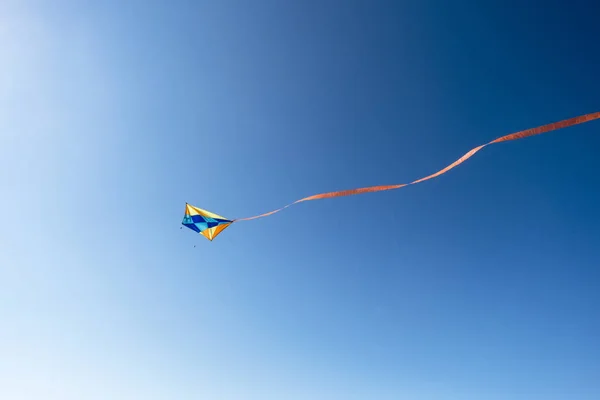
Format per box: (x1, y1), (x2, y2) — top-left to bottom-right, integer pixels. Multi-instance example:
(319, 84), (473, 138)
(233, 111), (600, 222)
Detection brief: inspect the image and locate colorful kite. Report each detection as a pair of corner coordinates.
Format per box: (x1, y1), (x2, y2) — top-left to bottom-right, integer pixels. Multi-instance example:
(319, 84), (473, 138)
(182, 112), (600, 241)
(182, 204), (233, 241)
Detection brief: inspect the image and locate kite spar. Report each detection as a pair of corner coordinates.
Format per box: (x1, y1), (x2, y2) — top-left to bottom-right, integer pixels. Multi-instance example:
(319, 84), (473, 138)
(182, 111), (600, 241)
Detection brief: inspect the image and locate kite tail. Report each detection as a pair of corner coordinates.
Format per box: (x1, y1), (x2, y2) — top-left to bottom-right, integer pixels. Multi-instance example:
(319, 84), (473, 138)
(233, 111), (600, 223)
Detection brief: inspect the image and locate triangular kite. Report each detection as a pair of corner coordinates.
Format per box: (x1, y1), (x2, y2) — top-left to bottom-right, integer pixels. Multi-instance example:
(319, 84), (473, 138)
(181, 203), (232, 241)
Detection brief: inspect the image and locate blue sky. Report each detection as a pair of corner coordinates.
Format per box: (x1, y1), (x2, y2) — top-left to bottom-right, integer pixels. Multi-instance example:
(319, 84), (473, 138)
(1, 0), (599, 399)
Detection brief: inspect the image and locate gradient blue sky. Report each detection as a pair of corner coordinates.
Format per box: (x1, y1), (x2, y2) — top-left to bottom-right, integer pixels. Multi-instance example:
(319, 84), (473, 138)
(2, 1), (599, 399)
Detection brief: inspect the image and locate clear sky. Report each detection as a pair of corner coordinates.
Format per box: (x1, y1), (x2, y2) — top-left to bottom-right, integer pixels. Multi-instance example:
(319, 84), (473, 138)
(2, 0), (599, 399)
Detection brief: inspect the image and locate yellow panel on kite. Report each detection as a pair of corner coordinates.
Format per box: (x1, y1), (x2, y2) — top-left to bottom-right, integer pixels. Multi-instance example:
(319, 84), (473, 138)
(200, 223), (231, 241)
(185, 203), (229, 220)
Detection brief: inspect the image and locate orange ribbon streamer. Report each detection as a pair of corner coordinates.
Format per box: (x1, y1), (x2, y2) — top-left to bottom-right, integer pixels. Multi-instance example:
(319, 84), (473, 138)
(234, 112), (600, 222)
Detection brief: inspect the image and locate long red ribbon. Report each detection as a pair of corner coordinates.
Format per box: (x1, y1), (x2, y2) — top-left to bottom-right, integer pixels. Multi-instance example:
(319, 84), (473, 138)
(234, 112), (600, 222)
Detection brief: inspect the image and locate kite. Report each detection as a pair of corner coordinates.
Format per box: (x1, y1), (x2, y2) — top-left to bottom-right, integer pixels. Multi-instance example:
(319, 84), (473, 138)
(182, 111), (600, 241)
(182, 204), (233, 241)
